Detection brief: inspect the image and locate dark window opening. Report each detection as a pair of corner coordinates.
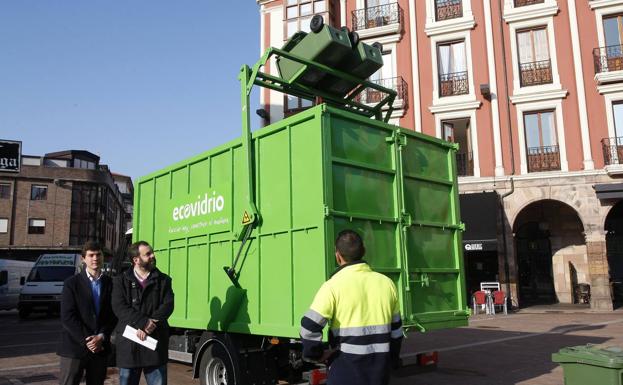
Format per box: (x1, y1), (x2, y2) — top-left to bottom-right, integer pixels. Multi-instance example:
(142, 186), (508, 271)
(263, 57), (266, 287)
(0, 184), (10, 199)
(30, 185), (47, 200)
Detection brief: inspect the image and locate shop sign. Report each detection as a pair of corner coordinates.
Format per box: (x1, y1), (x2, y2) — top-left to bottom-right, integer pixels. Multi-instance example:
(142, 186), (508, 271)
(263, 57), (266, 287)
(465, 243), (484, 251)
(0, 140), (21, 172)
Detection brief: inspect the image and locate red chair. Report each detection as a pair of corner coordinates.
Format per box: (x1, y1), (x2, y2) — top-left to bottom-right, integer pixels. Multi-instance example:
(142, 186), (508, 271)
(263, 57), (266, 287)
(472, 291), (489, 315)
(491, 290), (507, 315)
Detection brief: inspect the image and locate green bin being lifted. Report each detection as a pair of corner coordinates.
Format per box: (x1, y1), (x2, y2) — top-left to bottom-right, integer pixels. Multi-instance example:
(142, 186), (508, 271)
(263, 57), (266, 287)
(552, 345), (623, 385)
(276, 16), (352, 87)
(318, 39), (384, 96)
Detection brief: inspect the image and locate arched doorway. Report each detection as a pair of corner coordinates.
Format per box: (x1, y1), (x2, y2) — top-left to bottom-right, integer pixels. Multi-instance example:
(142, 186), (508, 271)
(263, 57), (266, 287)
(605, 201), (623, 306)
(513, 200), (586, 306)
(515, 222), (555, 304)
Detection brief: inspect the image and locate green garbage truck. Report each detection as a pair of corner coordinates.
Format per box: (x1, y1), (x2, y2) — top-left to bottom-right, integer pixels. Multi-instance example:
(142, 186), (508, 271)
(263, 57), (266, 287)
(132, 16), (468, 385)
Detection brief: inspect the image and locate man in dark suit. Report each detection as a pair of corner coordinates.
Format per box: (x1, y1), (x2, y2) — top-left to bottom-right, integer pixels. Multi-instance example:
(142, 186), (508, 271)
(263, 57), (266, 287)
(58, 241), (117, 385)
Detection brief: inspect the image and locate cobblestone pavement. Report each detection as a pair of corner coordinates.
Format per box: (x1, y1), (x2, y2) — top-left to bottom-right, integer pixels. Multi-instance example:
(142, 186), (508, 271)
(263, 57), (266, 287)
(1, 307), (622, 385)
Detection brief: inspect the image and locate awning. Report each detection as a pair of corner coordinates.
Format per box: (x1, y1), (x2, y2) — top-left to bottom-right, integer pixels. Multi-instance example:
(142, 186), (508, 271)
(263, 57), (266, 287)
(459, 192), (499, 252)
(594, 183), (623, 200)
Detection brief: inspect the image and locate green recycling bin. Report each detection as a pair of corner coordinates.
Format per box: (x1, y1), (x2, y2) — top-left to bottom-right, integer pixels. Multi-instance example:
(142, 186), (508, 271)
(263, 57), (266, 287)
(276, 19), (351, 87)
(318, 40), (384, 97)
(552, 345), (623, 385)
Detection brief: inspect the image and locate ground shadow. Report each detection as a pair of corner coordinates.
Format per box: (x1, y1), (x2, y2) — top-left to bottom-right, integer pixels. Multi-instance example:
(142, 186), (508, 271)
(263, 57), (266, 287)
(391, 322), (613, 385)
(0, 311), (60, 359)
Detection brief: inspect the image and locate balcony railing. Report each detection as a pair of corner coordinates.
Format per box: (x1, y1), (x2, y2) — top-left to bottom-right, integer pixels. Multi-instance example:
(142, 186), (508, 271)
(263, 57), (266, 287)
(439, 71), (469, 97)
(356, 76), (408, 107)
(527, 145), (560, 172)
(602, 137), (623, 165)
(593, 44), (623, 74)
(514, 0), (544, 6)
(519, 59), (553, 87)
(435, 0), (462, 21)
(352, 2), (402, 31)
(456, 151), (474, 177)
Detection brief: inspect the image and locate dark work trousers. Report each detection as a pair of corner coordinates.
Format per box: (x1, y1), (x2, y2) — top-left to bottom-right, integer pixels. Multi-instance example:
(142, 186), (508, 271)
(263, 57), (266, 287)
(59, 355), (107, 385)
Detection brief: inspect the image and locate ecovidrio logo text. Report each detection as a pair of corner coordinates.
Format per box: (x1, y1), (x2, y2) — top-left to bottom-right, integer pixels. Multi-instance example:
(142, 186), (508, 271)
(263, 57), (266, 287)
(172, 192), (225, 221)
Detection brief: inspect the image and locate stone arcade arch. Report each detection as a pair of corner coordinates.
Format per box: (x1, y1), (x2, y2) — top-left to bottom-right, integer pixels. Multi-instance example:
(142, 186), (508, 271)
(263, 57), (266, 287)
(513, 199), (586, 306)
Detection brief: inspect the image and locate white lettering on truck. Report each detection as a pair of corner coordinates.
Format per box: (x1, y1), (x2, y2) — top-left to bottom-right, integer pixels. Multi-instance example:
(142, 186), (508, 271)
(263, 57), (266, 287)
(172, 192), (225, 221)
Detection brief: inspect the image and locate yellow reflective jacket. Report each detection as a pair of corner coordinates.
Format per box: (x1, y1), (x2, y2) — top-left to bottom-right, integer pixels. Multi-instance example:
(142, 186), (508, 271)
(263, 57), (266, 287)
(300, 261), (403, 385)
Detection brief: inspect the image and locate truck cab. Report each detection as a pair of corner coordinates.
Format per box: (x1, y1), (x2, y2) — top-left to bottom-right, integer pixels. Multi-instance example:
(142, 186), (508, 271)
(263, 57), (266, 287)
(18, 254), (82, 319)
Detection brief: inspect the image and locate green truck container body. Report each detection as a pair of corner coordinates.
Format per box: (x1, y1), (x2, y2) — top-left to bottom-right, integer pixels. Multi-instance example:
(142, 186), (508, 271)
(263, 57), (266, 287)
(134, 104), (468, 340)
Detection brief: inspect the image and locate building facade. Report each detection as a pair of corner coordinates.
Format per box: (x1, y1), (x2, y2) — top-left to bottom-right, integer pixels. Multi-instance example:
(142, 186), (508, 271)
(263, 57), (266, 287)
(112, 173), (134, 233)
(257, 0), (623, 310)
(0, 148), (133, 262)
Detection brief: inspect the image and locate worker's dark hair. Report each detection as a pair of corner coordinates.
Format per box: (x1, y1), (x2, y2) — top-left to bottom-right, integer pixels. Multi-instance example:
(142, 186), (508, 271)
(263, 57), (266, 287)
(128, 241), (152, 262)
(81, 241), (102, 257)
(335, 230), (365, 262)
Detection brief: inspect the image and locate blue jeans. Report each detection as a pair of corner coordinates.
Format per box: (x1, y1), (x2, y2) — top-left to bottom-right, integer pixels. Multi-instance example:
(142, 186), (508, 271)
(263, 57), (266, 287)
(119, 365), (167, 385)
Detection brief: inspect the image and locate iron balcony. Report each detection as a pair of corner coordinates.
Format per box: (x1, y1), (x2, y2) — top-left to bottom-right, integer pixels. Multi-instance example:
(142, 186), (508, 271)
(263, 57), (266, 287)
(439, 71), (469, 97)
(356, 76), (408, 107)
(514, 0), (545, 6)
(351, 2), (403, 31)
(456, 151), (474, 177)
(435, 0), (462, 21)
(519, 59), (553, 87)
(593, 44), (623, 74)
(602, 137), (623, 165)
(527, 145), (560, 172)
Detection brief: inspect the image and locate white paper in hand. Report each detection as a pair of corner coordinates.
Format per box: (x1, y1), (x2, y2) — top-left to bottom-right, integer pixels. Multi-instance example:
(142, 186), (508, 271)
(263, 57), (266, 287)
(122, 325), (158, 351)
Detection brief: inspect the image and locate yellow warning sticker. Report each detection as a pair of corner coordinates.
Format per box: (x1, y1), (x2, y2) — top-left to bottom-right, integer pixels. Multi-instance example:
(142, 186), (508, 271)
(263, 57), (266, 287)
(242, 211), (251, 224)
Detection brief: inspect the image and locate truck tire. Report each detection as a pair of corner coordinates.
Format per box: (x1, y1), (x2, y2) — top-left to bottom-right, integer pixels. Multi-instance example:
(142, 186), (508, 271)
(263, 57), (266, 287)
(18, 307), (30, 319)
(199, 342), (237, 385)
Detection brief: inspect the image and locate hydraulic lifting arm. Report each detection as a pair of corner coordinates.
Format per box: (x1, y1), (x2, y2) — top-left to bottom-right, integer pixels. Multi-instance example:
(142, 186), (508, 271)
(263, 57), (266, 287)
(225, 44), (398, 283)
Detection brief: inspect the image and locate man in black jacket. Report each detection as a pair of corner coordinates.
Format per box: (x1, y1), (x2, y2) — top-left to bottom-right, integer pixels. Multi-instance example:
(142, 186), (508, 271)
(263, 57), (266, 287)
(112, 241), (174, 385)
(58, 241), (117, 385)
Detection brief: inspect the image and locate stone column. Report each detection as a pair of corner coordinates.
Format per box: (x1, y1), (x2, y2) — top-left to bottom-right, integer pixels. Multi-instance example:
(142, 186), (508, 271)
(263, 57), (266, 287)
(586, 232), (613, 311)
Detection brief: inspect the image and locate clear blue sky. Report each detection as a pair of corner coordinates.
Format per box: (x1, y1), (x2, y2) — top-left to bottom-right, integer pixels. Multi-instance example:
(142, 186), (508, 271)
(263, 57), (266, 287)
(0, 2), (262, 181)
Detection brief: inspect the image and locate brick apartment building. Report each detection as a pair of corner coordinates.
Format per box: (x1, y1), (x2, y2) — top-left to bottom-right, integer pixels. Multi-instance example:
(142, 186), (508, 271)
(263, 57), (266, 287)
(257, 0), (623, 310)
(0, 144), (133, 262)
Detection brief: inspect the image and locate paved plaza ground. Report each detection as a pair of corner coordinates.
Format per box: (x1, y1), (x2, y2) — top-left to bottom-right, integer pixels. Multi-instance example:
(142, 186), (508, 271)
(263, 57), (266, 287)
(1, 305), (622, 385)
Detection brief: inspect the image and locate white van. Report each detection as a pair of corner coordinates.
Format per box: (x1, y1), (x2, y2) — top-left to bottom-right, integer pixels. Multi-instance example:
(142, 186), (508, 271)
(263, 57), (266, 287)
(0, 259), (34, 311)
(18, 254), (82, 318)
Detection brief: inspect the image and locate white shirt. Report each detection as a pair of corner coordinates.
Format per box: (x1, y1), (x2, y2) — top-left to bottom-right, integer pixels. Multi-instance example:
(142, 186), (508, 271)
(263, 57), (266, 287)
(86, 269), (103, 282)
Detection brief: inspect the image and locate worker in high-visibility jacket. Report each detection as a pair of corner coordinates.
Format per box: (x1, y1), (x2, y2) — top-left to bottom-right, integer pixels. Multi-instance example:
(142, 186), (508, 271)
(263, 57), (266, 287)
(300, 229), (403, 385)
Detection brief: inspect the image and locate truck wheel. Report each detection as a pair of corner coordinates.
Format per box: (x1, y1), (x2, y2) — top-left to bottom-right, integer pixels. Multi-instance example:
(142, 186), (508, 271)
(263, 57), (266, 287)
(18, 307), (30, 319)
(200, 342), (237, 385)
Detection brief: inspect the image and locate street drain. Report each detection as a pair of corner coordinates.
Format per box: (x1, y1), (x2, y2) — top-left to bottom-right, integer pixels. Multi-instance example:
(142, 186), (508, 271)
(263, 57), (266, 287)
(18, 374), (57, 383)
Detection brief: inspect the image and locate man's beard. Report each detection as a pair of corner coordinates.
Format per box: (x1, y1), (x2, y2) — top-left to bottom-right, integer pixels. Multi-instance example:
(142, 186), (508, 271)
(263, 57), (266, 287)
(140, 258), (156, 271)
